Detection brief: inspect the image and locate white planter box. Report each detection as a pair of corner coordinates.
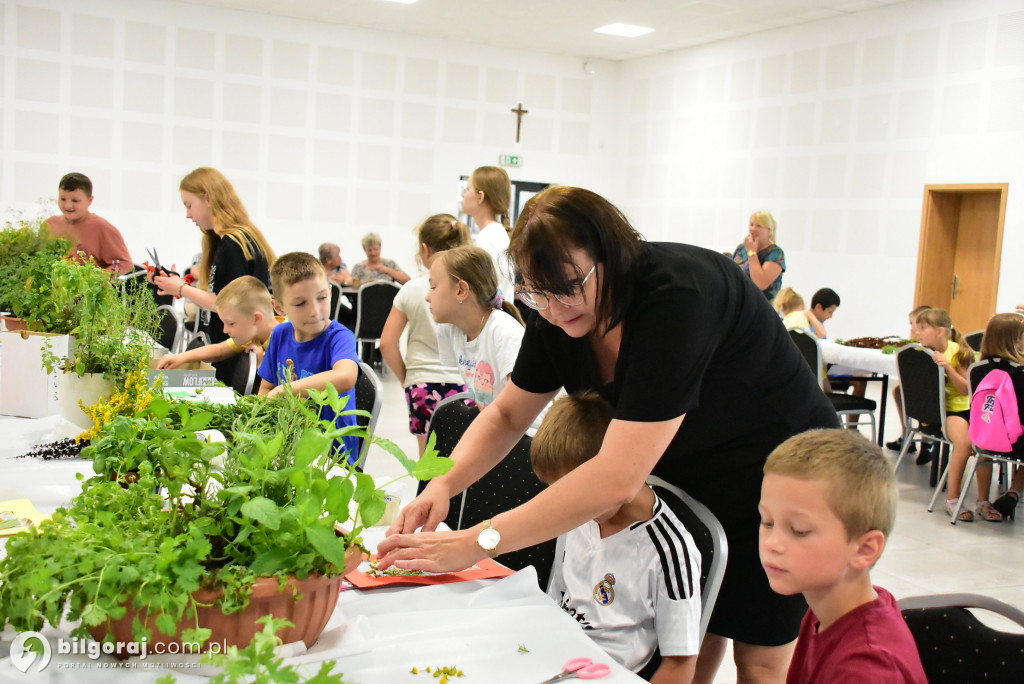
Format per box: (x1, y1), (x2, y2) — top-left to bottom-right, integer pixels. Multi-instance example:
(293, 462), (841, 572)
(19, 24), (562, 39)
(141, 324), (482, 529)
(0, 330), (71, 418)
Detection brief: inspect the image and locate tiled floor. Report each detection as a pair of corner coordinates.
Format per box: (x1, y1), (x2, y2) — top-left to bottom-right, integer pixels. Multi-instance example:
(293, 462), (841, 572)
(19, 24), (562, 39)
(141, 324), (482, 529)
(362, 369), (1024, 683)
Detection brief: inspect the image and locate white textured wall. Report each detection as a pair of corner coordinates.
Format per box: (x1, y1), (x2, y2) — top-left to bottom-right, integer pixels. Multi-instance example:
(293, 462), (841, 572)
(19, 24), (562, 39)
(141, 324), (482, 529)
(615, 0), (1024, 339)
(0, 0), (618, 275)
(3, 0), (1022, 338)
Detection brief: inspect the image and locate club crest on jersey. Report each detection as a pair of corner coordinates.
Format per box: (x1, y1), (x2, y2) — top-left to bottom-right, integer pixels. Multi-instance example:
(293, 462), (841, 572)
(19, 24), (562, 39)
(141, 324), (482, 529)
(593, 573), (615, 606)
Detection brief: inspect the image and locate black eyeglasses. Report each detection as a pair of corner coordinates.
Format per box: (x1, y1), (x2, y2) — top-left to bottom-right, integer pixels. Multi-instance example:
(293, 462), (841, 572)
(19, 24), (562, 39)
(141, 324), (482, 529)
(516, 265), (596, 311)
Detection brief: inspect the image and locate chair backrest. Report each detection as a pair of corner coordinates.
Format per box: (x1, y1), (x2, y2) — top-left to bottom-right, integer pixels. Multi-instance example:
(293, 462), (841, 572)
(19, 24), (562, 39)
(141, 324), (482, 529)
(329, 281), (343, 322)
(155, 304), (183, 353)
(186, 331), (210, 351)
(353, 361), (383, 466)
(965, 329), (985, 354)
(457, 430), (556, 590)
(788, 328), (824, 390)
(354, 282), (400, 342)
(647, 475), (729, 643)
(896, 344), (948, 429)
(229, 349), (259, 396)
(421, 392), (477, 531)
(900, 593), (1024, 683)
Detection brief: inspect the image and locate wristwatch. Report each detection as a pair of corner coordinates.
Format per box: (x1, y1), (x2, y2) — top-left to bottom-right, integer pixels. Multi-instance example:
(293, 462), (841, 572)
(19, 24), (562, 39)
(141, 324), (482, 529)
(746, 249), (757, 258)
(477, 519), (500, 558)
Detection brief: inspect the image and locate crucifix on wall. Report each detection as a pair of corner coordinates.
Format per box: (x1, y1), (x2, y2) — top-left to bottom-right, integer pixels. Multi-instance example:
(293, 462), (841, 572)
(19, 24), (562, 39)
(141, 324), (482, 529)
(511, 102), (528, 143)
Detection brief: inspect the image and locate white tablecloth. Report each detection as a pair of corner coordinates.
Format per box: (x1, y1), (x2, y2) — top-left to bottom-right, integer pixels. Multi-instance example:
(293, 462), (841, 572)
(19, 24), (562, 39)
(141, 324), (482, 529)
(820, 339), (899, 380)
(0, 415), (644, 683)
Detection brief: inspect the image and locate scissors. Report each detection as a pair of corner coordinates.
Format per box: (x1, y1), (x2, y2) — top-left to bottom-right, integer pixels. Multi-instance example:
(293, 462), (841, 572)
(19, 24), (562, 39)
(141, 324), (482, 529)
(537, 657), (612, 683)
(145, 248), (179, 277)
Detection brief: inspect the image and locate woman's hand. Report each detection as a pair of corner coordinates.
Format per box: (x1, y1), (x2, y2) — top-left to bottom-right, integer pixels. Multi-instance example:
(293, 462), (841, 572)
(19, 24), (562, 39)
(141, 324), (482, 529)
(156, 354), (182, 370)
(153, 272), (184, 297)
(385, 483), (453, 536)
(375, 527), (486, 573)
(742, 234), (758, 253)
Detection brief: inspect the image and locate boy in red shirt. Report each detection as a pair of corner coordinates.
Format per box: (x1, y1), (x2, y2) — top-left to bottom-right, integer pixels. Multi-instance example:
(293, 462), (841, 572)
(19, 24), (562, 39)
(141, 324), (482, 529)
(46, 172), (133, 274)
(759, 429), (927, 684)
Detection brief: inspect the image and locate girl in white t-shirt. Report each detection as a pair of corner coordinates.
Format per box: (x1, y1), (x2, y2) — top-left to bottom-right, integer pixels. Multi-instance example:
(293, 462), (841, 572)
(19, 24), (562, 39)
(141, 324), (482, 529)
(380, 214), (472, 456)
(462, 166), (515, 303)
(427, 245), (526, 411)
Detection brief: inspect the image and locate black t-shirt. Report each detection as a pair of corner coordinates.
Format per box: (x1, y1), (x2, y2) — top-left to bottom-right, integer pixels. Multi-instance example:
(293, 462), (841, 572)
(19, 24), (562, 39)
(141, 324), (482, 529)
(512, 242), (832, 481)
(200, 234), (271, 346)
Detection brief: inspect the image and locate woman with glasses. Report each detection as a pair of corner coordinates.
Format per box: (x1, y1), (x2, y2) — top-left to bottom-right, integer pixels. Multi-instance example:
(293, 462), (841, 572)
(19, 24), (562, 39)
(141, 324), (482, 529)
(380, 186), (837, 684)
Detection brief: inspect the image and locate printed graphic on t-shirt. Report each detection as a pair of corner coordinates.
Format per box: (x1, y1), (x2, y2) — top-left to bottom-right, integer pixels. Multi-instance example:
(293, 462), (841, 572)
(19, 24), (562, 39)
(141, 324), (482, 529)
(458, 355), (497, 407)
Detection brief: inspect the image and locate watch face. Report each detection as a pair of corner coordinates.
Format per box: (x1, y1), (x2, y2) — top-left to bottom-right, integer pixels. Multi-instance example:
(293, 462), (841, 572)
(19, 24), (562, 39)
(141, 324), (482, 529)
(479, 527), (500, 550)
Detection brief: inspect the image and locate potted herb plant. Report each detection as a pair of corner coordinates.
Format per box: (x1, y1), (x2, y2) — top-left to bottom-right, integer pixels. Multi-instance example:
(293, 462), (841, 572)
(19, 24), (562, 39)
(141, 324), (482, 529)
(0, 384), (452, 657)
(0, 211), (71, 327)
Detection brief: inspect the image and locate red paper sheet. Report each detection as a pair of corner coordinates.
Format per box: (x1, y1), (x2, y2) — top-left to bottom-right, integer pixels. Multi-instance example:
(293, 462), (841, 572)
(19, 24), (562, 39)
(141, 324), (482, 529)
(345, 554), (515, 588)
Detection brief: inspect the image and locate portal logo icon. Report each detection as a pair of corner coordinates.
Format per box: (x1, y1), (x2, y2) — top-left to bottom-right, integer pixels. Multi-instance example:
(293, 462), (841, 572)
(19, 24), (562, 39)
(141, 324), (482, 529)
(10, 631), (52, 673)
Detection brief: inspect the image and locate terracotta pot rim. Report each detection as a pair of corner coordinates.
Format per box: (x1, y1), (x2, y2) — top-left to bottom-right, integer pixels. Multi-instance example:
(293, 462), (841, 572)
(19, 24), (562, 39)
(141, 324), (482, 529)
(192, 572), (343, 602)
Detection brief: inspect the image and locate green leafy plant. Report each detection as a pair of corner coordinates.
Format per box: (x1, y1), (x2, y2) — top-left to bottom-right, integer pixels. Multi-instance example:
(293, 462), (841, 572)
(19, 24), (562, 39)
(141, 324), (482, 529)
(0, 211), (71, 314)
(37, 259), (161, 384)
(0, 385), (452, 650)
(156, 616), (357, 684)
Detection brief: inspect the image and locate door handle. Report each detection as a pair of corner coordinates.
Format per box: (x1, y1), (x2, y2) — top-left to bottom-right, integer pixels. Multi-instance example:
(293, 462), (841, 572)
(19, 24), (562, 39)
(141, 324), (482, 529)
(952, 274), (959, 299)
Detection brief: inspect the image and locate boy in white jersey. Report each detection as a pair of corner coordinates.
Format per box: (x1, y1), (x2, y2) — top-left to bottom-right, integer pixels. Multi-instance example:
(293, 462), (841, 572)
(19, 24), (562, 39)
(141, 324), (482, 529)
(532, 393), (701, 682)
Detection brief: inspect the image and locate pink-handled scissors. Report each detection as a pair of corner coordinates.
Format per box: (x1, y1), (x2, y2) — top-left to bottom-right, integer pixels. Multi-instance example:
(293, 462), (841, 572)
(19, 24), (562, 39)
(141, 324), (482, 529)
(537, 657), (612, 683)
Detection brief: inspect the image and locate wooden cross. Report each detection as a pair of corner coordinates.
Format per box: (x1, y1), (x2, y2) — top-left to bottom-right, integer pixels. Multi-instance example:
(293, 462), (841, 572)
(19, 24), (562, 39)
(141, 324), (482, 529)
(511, 102), (528, 143)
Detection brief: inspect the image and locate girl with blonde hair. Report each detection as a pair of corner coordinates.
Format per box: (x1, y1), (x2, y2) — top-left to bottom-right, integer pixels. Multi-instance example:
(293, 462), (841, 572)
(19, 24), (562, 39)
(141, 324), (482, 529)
(426, 244), (524, 410)
(462, 166), (514, 303)
(381, 214), (473, 455)
(152, 167), (274, 383)
(913, 308), (981, 520)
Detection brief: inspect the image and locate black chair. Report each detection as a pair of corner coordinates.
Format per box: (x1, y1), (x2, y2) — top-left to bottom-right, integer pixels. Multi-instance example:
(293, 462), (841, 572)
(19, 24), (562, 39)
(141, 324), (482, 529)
(353, 361), (383, 467)
(421, 393), (555, 589)
(329, 281), (343, 322)
(646, 476), (728, 643)
(421, 392), (477, 532)
(186, 331), (210, 351)
(789, 329), (877, 442)
(952, 358), (1024, 521)
(354, 282), (400, 369)
(229, 349), (258, 396)
(900, 593), (1024, 683)
(155, 304), (183, 354)
(965, 329), (985, 353)
(895, 344), (956, 506)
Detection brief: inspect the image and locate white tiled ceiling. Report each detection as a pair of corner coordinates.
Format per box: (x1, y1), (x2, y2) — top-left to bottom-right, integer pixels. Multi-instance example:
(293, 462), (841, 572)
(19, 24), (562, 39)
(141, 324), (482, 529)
(178, 0), (913, 61)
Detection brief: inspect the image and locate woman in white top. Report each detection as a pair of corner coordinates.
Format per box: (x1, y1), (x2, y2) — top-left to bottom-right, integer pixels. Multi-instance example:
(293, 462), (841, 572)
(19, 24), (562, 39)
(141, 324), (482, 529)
(462, 166), (515, 302)
(380, 215), (473, 456)
(427, 245), (525, 411)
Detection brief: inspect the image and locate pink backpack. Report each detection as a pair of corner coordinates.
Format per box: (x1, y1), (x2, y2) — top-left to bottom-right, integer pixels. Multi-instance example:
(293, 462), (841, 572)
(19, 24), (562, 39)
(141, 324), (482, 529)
(969, 368), (1023, 452)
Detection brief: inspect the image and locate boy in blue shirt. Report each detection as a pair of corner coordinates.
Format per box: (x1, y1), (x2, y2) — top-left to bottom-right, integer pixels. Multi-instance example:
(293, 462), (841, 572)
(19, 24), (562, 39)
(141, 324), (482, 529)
(258, 251), (361, 461)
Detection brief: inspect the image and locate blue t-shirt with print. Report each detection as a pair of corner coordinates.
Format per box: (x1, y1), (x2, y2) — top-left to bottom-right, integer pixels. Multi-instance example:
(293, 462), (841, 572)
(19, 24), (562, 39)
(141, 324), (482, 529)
(732, 243), (786, 300)
(258, 320), (361, 462)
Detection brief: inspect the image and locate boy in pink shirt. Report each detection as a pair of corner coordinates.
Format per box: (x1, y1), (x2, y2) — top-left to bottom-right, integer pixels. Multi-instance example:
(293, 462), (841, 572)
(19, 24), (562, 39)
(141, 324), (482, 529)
(759, 429), (927, 684)
(46, 172), (133, 274)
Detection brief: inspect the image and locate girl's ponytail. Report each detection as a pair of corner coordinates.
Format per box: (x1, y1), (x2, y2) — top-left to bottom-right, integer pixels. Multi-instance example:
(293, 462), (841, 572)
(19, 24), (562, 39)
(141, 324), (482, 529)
(949, 326), (974, 369)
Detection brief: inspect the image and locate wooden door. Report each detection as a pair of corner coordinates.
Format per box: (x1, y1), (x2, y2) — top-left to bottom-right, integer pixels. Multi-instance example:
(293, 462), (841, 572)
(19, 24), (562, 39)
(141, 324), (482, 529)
(914, 184), (1008, 334)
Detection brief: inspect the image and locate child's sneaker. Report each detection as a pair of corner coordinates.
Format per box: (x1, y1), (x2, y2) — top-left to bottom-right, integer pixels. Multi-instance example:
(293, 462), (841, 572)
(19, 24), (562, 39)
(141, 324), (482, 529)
(885, 436), (916, 453)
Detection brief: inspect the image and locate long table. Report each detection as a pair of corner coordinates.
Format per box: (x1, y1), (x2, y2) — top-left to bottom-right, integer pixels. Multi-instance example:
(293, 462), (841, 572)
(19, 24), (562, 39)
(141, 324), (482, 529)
(820, 339), (900, 446)
(0, 414), (644, 683)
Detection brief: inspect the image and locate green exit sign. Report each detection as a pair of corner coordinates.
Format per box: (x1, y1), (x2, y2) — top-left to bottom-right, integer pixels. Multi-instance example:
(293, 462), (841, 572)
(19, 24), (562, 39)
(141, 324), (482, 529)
(499, 154), (522, 168)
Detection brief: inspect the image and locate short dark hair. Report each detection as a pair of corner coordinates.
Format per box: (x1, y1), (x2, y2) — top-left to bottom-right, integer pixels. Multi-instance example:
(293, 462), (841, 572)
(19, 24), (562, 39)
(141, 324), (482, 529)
(58, 172), (92, 197)
(508, 186), (645, 334)
(811, 288), (840, 310)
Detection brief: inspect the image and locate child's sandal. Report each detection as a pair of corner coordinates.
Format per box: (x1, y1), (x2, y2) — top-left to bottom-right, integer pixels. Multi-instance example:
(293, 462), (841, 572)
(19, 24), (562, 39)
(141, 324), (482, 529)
(945, 499), (974, 522)
(976, 501), (1004, 523)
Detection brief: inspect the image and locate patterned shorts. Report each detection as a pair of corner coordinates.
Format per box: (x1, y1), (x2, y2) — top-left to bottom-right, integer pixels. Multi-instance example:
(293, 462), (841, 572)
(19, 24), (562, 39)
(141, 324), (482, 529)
(404, 382), (468, 435)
